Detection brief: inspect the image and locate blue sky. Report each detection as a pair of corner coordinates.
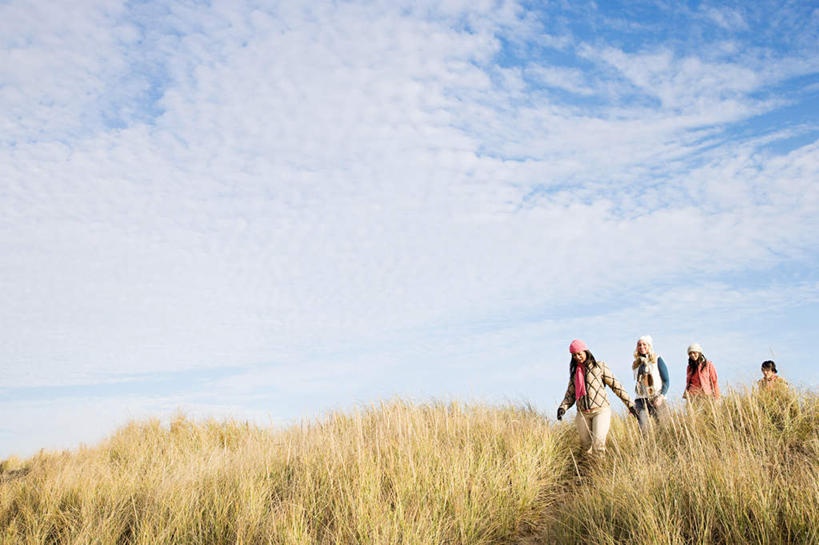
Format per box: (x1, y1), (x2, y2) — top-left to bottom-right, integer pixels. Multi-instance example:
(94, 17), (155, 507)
(1, 0), (818, 459)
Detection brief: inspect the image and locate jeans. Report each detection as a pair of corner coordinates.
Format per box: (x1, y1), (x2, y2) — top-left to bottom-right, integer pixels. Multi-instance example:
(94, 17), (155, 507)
(635, 396), (668, 429)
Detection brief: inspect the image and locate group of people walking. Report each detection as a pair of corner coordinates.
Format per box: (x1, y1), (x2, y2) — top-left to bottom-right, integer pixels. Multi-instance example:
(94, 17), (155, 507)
(556, 336), (785, 455)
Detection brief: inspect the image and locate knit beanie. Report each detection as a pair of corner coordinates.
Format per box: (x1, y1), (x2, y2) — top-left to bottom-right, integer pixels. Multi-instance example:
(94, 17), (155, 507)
(638, 335), (654, 350)
(687, 343), (703, 355)
(569, 339), (588, 354)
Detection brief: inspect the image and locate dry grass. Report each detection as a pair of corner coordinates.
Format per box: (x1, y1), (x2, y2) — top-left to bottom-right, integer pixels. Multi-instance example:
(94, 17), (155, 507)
(541, 386), (819, 545)
(0, 388), (817, 544)
(0, 401), (569, 545)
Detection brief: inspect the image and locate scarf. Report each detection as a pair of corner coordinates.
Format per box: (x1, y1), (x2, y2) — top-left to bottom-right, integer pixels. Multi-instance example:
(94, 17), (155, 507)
(632, 353), (656, 370)
(574, 362), (587, 401)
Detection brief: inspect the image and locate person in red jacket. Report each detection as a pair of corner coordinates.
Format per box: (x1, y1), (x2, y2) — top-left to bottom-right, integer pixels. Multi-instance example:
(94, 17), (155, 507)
(683, 343), (720, 400)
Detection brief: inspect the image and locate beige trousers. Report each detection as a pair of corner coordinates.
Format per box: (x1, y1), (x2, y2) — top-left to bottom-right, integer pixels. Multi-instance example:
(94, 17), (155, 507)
(575, 406), (611, 454)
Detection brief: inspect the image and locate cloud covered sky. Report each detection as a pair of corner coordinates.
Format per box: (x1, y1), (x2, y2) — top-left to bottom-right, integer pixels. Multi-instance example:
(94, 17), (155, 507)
(1, 0), (818, 458)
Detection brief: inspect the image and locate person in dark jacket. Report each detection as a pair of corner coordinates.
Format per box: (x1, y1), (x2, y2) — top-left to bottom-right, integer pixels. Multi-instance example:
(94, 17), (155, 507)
(557, 339), (638, 454)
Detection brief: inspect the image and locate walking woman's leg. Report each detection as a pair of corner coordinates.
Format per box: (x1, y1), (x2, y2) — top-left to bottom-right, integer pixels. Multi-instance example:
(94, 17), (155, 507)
(590, 407), (612, 453)
(575, 410), (592, 453)
(636, 398), (650, 430)
(653, 398), (669, 423)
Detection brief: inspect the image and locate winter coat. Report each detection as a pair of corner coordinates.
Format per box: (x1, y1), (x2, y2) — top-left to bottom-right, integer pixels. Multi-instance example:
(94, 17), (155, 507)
(633, 355), (669, 399)
(559, 359), (634, 413)
(758, 375), (787, 390)
(684, 360), (720, 399)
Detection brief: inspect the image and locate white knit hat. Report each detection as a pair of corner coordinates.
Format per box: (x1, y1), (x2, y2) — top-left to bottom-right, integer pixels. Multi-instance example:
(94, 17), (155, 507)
(638, 335), (653, 349)
(687, 343), (703, 355)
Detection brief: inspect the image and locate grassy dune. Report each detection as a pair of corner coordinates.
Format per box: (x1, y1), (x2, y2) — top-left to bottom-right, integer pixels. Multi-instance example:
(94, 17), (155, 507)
(542, 387), (819, 544)
(1, 388), (817, 544)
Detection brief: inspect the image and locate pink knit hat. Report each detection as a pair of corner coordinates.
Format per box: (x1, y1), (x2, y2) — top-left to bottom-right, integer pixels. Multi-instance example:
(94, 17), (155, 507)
(569, 339), (588, 354)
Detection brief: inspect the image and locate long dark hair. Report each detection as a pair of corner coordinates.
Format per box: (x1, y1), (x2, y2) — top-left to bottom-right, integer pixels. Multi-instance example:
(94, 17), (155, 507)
(761, 360), (777, 374)
(688, 352), (707, 372)
(569, 350), (597, 375)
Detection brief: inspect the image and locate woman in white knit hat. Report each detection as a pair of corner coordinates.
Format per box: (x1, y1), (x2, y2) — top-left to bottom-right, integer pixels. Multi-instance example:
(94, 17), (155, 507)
(683, 343), (720, 400)
(632, 335), (670, 429)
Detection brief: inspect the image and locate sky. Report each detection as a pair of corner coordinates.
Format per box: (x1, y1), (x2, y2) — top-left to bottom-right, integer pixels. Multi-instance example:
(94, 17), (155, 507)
(1, 0), (818, 459)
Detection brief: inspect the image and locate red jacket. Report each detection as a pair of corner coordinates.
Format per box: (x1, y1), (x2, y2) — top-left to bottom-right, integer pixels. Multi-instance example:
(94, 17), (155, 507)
(685, 360), (720, 399)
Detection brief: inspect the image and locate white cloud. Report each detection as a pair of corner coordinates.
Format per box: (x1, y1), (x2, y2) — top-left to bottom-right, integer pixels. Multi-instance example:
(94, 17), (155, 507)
(586, 46), (763, 117)
(0, 0), (818, 458)
(0, 0), (137, 142)
(526, 65), (594, 95)
(702, 6), (749, 32)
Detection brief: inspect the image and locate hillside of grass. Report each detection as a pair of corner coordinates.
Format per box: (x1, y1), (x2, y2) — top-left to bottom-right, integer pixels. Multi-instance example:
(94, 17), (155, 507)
(1, 387), (817, 544)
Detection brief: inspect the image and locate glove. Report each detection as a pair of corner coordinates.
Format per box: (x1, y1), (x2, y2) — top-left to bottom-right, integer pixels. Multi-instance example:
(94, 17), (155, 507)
(628, 406), (640, 419)
(557, 407), (565, 421)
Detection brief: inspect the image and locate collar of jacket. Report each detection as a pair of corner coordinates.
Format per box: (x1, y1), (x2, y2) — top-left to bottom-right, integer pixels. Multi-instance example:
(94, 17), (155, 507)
(571, 359), (599, 374)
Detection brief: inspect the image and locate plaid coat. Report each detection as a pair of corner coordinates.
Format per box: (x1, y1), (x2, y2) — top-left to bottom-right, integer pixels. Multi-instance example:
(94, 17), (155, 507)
(559, 360), (634, 413)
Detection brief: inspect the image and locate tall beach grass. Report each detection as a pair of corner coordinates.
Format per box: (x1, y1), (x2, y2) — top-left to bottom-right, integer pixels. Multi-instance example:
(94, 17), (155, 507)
(542, 386), (819, 544)
(1, 387), (817, 544)
(0, 401), (569, 544)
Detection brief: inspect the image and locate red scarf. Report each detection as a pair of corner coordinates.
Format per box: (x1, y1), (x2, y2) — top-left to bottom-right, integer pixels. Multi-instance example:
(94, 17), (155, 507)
(574, 362), (587, 401)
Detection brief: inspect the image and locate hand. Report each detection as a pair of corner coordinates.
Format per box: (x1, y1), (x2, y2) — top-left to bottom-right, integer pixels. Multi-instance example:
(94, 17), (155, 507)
(557, 407), (565, 421)
(652, 395), (665, 408)
(628, 406), (639, 419)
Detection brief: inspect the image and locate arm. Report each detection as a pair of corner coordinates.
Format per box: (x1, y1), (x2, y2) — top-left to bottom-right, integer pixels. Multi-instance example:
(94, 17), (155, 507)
(683, 367), (692, 398)
(709, 362), (720, 399)
(558, 376), (576, 412)
(601, 362), (634, 408)
(658, 356), (670, 396)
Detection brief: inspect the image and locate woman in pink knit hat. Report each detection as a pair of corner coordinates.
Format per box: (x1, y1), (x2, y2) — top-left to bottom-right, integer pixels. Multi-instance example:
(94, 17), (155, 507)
(557, 339), (638, 455)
